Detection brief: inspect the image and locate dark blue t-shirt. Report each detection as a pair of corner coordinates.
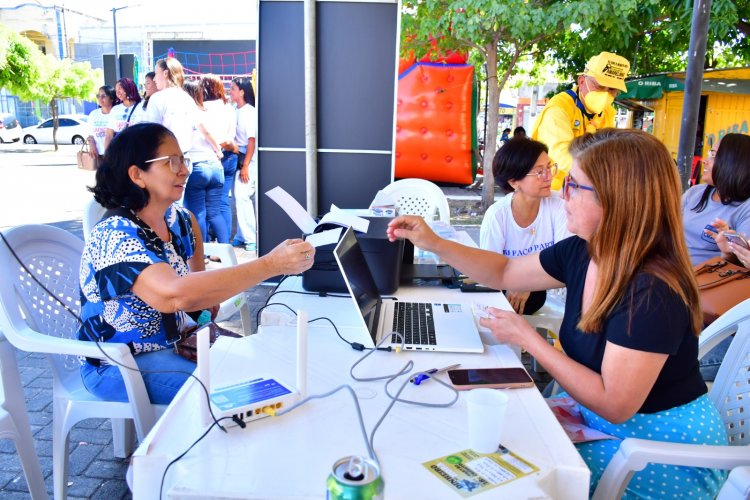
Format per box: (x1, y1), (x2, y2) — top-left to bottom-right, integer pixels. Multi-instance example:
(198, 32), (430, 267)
(539, 236), (707, 413)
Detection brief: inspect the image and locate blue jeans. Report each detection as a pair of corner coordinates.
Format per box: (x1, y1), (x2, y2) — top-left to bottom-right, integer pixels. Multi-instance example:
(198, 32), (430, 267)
(81, 348), (197, 405)
(699, 335), (733, 381)
(219, 152), (238, 243)
(183, 158), (227, 242)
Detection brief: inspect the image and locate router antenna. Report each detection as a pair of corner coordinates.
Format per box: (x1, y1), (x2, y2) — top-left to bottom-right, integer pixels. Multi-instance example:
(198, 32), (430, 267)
(297, 309), (308, 397)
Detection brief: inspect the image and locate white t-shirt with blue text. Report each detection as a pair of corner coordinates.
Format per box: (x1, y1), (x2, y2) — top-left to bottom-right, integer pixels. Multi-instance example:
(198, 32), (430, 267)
(480, 193), (572, 258)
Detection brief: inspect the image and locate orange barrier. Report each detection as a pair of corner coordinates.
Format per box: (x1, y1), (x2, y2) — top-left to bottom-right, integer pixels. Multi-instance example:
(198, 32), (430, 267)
(395, 62), (477, 185)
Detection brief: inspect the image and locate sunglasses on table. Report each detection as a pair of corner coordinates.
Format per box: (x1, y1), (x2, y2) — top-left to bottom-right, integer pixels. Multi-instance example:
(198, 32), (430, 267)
(562, 174), (595, 199)
(145, 155), (193, 174)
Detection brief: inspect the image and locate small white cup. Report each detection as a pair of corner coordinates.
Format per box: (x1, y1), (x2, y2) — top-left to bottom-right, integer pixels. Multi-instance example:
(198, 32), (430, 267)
(467, 388), (508, 454)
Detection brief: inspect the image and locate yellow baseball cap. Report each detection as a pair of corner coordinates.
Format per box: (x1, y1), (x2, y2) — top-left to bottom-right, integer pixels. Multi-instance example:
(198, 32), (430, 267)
(583, 52), (630, 92)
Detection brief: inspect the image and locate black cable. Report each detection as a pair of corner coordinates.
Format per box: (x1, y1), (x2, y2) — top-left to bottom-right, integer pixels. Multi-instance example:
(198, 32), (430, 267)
(158, 416), (233, 500)
(263, 274), (289, 307)
(0, 232), (228, 432)
(256, 301), (391, 352)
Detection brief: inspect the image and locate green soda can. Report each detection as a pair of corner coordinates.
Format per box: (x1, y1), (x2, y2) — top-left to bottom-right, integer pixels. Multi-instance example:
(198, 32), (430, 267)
(326, 456), (384, 500)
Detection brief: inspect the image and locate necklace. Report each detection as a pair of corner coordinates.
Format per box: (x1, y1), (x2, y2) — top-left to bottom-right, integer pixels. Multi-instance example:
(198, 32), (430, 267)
(511, 192), (538, 235)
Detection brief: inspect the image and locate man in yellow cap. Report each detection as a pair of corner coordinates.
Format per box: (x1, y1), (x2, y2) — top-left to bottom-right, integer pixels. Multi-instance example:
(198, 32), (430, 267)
(531, 51), (630, 190)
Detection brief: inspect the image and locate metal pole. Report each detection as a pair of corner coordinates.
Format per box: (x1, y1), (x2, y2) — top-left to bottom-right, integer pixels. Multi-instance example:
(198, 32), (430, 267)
(113, 7), (120, 80)
(303, 0), (318, 217)
(676, 0), (712, 189)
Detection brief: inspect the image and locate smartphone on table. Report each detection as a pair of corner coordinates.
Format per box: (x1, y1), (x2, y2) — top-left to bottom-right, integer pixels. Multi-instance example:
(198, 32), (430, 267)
(725, 233), (750, 250)
(448, 367), (535, 390)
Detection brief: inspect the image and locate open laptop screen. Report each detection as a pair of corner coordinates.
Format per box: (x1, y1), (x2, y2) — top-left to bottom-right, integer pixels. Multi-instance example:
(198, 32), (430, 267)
(334, 227), (382, 339)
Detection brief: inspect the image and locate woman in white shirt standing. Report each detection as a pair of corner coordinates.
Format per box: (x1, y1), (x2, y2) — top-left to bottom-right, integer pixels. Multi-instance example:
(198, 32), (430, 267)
(182, 79), (226, 243)
(86, 85), (116, 161)
(128, 71), (156, 125)
(104, 78), (141, 151)
(480, 137), (572, 314)
(202, 74), (237, 244)
(146, 58), (206, 154)
(223, 77), (257, 252)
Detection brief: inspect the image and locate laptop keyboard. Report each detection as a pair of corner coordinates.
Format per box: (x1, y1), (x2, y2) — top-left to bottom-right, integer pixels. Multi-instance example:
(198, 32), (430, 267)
(391, 302), (436, 345)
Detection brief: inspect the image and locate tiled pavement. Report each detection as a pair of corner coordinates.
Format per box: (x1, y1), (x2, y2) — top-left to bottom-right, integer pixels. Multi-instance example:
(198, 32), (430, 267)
(0, 185), (553, 499)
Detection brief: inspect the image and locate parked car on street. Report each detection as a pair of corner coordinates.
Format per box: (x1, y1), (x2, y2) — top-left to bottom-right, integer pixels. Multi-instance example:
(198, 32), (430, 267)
(0, 113), (22, 143)
(21, 115), (90, 145)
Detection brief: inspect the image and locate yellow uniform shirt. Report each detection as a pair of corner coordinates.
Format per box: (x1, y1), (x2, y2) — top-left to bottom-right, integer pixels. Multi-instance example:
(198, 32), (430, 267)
(531, 86), (616, 190)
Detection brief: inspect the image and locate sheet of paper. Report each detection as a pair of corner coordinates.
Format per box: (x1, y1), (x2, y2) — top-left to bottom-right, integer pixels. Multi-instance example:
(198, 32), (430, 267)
(265, 186), (317, 234)
(369, 189), (395, 209)
(318, 204), (370, 233)
(423, 446), (539, 497)
(305, 228), (342, 248)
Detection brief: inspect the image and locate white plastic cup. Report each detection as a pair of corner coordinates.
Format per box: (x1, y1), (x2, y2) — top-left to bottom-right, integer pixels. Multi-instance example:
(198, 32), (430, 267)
(467, 388), (508, 454)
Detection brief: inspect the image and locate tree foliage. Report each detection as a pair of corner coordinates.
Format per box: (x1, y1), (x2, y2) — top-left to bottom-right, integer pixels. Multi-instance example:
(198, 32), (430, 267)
(0, 22), (101, 150)
(547, 0), (750, 78)
(401, 0), (635, 207)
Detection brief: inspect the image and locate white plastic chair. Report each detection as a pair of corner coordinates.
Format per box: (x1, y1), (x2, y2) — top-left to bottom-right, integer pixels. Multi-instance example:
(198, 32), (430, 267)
(592, 298), (750, 500)
(0, 331), (47, 499)
(381, 178), (451, 222)
(83, 196), (252, 335)
(0, 224), (165, 500)
(717, 466), (750, 500)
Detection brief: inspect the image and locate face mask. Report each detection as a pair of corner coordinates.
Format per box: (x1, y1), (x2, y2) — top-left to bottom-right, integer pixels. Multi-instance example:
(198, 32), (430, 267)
(582, 80), (614, 114)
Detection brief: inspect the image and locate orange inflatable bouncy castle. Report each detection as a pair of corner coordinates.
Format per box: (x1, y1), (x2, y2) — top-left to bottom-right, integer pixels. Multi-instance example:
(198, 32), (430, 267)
(395, 60), (478, 184)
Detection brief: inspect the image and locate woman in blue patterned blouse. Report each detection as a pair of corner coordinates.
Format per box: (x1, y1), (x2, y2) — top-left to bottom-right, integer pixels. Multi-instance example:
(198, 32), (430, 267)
(78, 123), (314, 404)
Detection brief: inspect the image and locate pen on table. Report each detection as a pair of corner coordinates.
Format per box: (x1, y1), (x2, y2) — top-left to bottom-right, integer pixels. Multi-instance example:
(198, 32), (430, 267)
(410, 363), (461, 385)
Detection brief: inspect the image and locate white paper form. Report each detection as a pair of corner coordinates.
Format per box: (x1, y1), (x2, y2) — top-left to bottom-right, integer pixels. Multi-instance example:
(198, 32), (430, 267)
(305, 228), (342, 248)
(265, 186), (317, 234)
(319, 204), (370, 233)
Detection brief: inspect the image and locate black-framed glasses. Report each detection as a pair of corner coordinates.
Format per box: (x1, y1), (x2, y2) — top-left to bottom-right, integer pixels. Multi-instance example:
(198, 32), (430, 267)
(145, 155), (192, 174)
(526, 162), (558, 180)
(563, 174), (595, 200)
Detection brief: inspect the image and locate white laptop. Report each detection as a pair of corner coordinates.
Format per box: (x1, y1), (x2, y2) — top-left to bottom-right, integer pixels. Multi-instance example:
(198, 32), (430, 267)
(334, 227), (484, 353)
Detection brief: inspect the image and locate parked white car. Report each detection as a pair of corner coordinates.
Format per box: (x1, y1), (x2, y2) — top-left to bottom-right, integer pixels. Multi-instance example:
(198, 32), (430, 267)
(21, 115), (90, 145)
(0, 113), (22, 143)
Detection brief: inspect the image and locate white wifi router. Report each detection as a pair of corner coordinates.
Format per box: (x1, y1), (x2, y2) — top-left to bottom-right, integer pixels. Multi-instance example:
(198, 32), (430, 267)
(197, 310), (308, 428)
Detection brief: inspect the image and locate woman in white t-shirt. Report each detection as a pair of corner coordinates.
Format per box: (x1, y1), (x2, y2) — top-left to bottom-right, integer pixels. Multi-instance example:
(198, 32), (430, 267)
(480, 137), (572, 314)
(145, 57), (220, 155)
(202, 74), (238, 244)
(105, 78), (141, 151)
(128, 71), (156, 125)
(223, 77), (257, 251)
(182, 79), (225, 243)
(86, 85), (116, 158)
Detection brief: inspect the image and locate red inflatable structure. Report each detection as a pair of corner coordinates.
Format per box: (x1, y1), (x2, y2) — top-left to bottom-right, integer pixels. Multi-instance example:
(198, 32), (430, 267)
(395, 52), (477, 185)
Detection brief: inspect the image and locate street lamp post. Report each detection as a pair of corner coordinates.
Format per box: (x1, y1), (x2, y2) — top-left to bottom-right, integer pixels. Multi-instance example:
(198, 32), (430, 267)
(111, 5), (137, 80)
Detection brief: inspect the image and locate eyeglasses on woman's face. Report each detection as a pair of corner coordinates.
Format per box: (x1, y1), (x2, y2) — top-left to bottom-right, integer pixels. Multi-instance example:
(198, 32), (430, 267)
(562, 174), (596, 200)
(145, 155), (192, 174)
(707, 148), (718, 158)
(96, 93), (108, 99)
(526, 162), (558, 180)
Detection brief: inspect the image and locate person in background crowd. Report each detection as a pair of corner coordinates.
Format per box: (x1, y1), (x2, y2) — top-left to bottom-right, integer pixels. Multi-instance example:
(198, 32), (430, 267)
(480, 137), (571, 314)
(683, 133), (750, 381)
(86, 85), (117, 161)
(146, 58), (220, 155)
(182, 79), (226, 243)
(202, 74), (238, 244)
(105, 78), (141, 151)
(387, 129), (727, 498)
(531, 51), (630, 190)
(513, 126), (526, 139)
(129, 71), (157, 125)
(80, 123), (314, 404)
(499, 127), (511, 143)
(223, 76), (257, 252)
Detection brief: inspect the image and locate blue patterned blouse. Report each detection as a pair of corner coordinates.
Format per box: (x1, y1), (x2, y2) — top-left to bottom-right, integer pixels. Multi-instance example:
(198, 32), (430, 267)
(77, 204), (196, 355)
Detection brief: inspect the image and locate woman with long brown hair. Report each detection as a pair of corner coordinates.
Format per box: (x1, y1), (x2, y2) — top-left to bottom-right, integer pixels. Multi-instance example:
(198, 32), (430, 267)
(387, 129), (727, 497)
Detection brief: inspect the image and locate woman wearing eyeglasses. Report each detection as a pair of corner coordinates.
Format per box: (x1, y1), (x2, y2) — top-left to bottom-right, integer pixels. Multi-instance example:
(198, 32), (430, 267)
(388, 129), (726, 498)
(480, 137), (571, 314)
(79, 123), (314, 404)
(86, 85), (117, 161)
